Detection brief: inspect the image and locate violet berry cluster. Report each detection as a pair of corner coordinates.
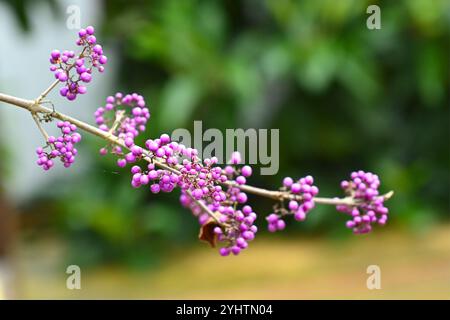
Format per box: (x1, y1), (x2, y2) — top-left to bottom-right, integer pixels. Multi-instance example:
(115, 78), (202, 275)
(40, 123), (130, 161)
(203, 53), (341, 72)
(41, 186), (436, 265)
(179, 151), (257, 256)
(128, 133), (180, 193)
(36, 121), (81, 170)
(180, 193), (256, 256)
(49, 26), (107, 101)
(266, 175), (319, 232)
(336, 171), (389, 234)
(95, 101), (259, 256)
(95, 92), (150, 156)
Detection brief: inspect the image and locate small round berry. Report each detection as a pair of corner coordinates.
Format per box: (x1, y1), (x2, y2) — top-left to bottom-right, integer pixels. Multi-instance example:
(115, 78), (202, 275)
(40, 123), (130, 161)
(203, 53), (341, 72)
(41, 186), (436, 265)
(291, 183), (301, 193)
(150, 184), (160, 194)
(241, 165), (252, 177)
(117, 159), (127, 168)
(283, 177), (293, 187)
(85, 26), (95, 35)
(276, 220), (286, 230)
(236, 176), (246, 185)
(80, 72), (92, 83)
(219, 247), (230, 256)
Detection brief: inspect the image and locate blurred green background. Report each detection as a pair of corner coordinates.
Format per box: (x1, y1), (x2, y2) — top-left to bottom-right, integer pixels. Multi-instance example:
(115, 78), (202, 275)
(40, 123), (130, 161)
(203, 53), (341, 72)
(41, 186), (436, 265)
(0, 0), (449, 299)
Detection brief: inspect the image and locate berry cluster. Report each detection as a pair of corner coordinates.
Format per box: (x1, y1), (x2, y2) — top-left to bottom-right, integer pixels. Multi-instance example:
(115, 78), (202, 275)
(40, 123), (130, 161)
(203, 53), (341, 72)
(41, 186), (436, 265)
(95, 93), (150, 156)
(266, 175), (319, 232)
(180, 159), (228, 202)
(125, 134), (180, 192)
(133, 134), (229, 206)
(49, 26), (107, 101)
(265, 214), (286, 232)
(215, 205), (258, 256)
(119, 134), (257, 256)
(178, 152), (258, 256)
(212, 154), (256, 255)
(36, 121), (81, 170)
(130, 162), (179, 192)
(336, 171), (388, 234)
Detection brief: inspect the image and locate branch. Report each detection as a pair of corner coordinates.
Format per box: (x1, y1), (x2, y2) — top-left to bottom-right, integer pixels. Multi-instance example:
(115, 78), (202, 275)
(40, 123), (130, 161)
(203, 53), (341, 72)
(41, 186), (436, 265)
(31, 113), (51, 142)
(231, 183), (394, 206)
(0, 92), (394, 208)
(0, 93), (34, 110)
(108, 110), (126, 135)
(185, 190), (222, 225)
(36, 79), (60, 103)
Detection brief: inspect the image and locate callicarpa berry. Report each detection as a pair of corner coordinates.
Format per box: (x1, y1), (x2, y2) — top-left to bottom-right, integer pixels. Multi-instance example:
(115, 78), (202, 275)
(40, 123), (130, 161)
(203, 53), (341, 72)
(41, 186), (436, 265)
(49, 26), (107, 101)
(177, 151), (257, 256)
(266, 175), (319, 231)
(336, 170), (389, 234)
(94, 92), (150, 159)
(36, 121), (81, 170)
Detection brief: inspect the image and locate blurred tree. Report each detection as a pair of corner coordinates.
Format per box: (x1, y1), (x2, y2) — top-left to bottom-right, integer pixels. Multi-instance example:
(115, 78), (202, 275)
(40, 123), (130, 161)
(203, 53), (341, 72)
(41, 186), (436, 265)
(0, 0), (58, 31)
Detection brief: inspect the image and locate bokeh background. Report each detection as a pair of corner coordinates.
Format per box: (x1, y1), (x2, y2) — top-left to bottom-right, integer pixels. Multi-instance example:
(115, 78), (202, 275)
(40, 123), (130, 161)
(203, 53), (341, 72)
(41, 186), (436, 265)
(0, 0), (449, 299)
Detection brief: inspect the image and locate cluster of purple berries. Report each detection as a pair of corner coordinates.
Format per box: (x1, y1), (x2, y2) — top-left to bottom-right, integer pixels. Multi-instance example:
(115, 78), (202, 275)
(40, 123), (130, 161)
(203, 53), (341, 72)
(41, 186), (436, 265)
(129, 135), (230, 211)
(215, 205), (258, 256)
(216, 154), (256, 255)
(114, 132), (258, 256)
(130, 145), (256, 255)
(130, 162), (179, 193)
(125, 134), (180, 193)
(180, 157), (228, 202)
(178, 152), (256, 256)
(336, 171), (388, 234)
(49, 26), (107, 101)
(177, 149), (232, 230)
(96, 93), (150, 155)
(266, 175), (319, 232)
(178, 153), (230, 228)
(179, 196), (257, 256)
(36, 121), (81, 170)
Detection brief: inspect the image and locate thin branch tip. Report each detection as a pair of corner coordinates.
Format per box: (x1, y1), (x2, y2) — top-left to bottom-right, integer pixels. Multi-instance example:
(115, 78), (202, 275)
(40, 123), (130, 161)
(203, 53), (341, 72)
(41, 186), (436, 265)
(385, 190), (394, 200)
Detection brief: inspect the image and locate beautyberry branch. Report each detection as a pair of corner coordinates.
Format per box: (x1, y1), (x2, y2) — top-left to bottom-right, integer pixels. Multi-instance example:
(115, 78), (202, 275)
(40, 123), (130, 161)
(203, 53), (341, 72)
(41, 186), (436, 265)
(0, 25), (395, 257)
